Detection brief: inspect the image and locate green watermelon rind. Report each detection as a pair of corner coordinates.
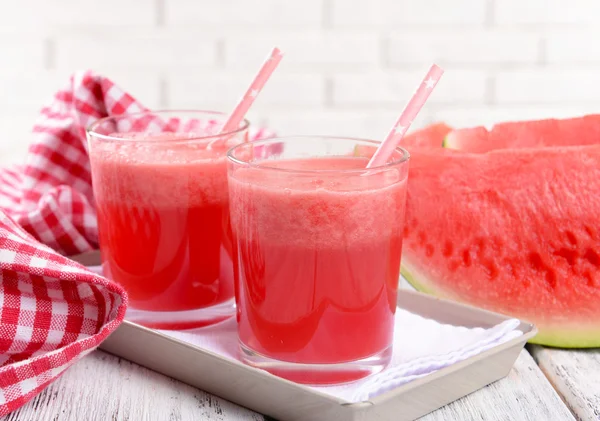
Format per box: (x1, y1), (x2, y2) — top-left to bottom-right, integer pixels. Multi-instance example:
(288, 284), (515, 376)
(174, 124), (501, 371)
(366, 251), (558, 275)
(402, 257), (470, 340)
(400, 262), (600, 349)
(441, 134), (454, 149)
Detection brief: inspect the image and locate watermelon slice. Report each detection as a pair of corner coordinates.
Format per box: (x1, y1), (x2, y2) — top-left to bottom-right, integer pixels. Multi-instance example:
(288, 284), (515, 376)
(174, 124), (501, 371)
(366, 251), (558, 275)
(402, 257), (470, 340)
(444, 114), (600, 152)
(402, 146), (600, 347)
(353, 122), (451, 157)
(403, 122), (452, 149)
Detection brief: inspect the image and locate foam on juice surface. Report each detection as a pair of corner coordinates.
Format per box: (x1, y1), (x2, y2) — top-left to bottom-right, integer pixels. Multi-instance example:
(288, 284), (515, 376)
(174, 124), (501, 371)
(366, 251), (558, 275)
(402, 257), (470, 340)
(229, 156), (408, 247)
(91, 132), (235, 207)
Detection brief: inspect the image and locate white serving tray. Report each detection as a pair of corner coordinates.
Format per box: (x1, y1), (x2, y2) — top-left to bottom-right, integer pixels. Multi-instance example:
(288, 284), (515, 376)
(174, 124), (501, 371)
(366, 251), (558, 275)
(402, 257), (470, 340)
(98, 292), (535, 420)
(71, 250), (536, 421)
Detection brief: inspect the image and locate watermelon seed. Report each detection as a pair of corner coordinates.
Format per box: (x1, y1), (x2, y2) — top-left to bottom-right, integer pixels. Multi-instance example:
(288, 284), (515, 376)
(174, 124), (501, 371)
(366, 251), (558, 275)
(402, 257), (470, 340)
(584, 225), (595, 239)
(528, 252), (544, 271)
(442, 241), (453, 257)
(481, 259), (499, 280)
(583, 248), (600, 268)
(528, 252), (557, 290)
(584, 271), (595, 288)
(462, 250), (472, 267)
(553, 248), (578, 266)
(565, 231), (578, 245)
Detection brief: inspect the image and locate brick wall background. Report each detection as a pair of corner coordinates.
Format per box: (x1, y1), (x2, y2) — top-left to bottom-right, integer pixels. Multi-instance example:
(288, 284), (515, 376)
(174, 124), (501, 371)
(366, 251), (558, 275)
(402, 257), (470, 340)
(1, 0), (599, 165)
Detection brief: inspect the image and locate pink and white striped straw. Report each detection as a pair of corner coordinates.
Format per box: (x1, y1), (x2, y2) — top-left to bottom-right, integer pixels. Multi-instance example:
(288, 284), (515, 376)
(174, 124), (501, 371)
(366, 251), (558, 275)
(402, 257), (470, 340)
(366, 64), (444, 168)
(220, 47), (283, 134)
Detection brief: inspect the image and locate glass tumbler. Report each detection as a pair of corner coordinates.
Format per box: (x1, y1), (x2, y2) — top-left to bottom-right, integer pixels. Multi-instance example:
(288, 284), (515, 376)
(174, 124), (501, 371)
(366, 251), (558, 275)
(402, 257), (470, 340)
(227, 136), (409, 384)
(87, 110), (249, 330)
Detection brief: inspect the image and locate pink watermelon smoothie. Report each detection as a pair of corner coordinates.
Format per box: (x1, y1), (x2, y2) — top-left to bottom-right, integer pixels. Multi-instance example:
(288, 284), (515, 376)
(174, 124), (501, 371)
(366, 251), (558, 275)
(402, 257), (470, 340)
(90, 133), (238, 328)
(402, 146), (600, 347)
(229, 156), (408, 366)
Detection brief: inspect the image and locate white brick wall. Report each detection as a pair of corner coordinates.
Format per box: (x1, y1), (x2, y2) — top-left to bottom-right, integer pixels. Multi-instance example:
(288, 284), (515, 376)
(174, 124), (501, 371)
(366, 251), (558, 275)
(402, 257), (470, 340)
(388, 30), (543, 65)
(1, 0), (600, 165)
(54, 29), (219, 71)
(495, 71), (600, 103)
(332, 70), (488, 105)
(332, 0), (487, 26)
(493, 0), (598, 24)
(225, 31), (380, 67)
(166, 0), (324, 27)
(546, 31), (600, 62)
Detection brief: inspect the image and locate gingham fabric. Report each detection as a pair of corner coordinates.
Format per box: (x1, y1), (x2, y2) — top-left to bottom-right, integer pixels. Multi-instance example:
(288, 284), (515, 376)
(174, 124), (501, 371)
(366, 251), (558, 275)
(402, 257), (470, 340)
(0, 70), (274, 415)
(0, 210), (127, 416)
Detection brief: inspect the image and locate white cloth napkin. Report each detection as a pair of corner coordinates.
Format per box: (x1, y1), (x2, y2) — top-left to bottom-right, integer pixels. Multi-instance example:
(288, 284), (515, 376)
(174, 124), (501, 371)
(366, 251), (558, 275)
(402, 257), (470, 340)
(87, 266), (522, 403)
(159, 306), (522, 403)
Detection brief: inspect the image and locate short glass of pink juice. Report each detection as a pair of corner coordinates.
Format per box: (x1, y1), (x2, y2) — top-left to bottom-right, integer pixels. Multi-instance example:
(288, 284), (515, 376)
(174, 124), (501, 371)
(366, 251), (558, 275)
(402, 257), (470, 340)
(86, 110), (249, 330)
(227, 136), (409, 384)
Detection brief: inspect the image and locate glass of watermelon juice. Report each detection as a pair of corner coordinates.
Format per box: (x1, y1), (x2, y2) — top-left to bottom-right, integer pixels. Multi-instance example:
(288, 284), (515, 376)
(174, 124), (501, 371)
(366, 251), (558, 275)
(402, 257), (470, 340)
(87, 110), (249, 330)
(227, 136), (409, 384)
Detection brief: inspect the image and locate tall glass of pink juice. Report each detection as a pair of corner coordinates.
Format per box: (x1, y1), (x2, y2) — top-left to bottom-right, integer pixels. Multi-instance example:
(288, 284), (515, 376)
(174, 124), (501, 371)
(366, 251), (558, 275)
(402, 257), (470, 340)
(227, 136), (409, 384)
(87, 110), (249, 330)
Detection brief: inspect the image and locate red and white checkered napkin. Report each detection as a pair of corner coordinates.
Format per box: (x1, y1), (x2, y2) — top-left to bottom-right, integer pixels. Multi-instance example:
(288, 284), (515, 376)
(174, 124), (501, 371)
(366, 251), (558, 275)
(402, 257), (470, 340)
(0, 211), (127, 416)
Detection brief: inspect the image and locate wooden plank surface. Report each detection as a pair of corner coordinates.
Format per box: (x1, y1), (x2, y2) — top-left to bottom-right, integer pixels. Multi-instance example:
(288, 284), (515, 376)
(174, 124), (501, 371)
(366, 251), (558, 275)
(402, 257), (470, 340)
(2, 348), (575, 421)
(530, 345), (600, 421)
(418, 349), (574, 421)
(1, 351), (264, 421)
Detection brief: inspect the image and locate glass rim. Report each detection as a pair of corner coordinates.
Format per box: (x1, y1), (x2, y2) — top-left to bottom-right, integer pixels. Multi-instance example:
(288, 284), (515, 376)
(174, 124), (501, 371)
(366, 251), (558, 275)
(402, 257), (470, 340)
(226, 135), (410, 174)
(86, 109), (250, 143)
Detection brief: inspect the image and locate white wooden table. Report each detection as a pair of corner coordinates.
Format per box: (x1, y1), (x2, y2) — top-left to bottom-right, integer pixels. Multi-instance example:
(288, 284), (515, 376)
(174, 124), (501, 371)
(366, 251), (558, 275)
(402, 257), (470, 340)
(2, 341), (598, 420)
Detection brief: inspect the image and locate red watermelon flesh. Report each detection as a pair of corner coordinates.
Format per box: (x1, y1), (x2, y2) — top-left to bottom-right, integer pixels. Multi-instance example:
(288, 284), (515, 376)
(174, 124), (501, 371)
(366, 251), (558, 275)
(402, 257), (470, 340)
(444, 114), (600, 153)
(403, 122), (452, 149)
(401, 145), (600, 347)
(353, 122), (451, 157)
